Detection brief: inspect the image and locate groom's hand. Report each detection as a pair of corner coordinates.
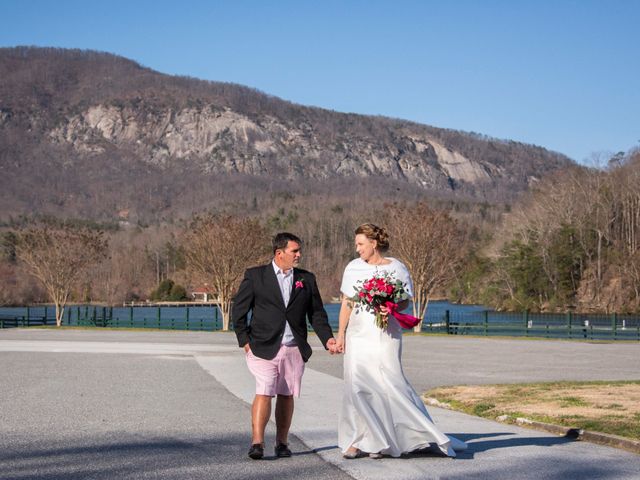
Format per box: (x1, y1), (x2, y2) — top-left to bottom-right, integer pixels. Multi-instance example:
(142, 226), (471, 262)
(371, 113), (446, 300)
(243, 343), (251, 353)
(326, 338), (338, 354)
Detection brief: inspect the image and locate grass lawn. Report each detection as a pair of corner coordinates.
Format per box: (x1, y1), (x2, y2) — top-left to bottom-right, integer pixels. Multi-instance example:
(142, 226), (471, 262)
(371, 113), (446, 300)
(425, 380), (640, 441)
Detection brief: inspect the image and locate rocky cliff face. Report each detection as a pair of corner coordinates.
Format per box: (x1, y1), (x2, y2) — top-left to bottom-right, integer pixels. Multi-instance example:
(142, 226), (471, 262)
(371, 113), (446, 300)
(46, 102), (508, 188)
(0, 47), (574, 220)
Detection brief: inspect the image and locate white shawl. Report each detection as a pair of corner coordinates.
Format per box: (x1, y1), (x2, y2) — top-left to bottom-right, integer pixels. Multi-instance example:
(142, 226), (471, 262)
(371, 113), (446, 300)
(340, 257), (413, 299)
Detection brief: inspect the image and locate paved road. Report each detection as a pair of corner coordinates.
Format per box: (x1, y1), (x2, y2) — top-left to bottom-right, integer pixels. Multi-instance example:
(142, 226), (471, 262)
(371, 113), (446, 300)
(1, 329), (639, 480)
(0, 341), (348, 479)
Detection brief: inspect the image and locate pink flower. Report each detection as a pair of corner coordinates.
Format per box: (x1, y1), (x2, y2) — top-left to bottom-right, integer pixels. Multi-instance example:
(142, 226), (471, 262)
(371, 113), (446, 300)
(295, 280), (304, 289)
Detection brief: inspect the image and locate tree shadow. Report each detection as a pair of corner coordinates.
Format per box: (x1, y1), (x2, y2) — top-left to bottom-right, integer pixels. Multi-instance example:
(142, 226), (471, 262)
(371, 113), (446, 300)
(0, 433), (349, 480)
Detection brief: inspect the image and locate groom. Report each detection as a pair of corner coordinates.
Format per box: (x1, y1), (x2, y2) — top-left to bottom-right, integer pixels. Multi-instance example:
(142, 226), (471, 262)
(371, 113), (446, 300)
(232, 232), (337, 460)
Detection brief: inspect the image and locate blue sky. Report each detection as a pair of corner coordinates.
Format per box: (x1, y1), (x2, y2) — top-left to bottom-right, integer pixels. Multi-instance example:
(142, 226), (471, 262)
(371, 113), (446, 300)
(1, 0), (638, 162)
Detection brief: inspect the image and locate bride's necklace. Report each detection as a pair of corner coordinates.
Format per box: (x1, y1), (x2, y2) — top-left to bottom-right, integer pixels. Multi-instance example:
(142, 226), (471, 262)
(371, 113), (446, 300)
(367, 256), (386, 266)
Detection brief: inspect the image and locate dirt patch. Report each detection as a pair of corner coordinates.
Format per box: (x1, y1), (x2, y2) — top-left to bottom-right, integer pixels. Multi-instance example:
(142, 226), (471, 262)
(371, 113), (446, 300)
(426, 381), (640, 441)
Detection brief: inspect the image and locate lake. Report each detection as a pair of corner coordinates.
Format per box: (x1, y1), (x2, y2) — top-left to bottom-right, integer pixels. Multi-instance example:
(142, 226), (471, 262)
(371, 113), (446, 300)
(3, 302), (637, 340)
(0, 301), (489, 331)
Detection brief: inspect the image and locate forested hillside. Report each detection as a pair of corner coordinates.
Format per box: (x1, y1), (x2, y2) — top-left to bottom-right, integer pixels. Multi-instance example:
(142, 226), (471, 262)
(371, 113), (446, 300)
(3, 47), (634, 313)
(0, 47), (572, 222)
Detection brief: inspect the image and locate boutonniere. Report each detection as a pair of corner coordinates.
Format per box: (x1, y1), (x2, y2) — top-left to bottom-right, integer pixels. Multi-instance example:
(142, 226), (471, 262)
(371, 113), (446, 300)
(295, 279), (304, 289)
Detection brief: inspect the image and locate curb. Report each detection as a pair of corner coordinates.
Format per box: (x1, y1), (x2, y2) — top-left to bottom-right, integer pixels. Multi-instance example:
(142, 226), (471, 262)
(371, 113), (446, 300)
(423, 397), (640, 455)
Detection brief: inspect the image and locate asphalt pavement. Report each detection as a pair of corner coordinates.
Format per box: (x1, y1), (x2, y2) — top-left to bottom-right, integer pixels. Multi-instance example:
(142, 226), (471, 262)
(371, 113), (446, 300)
(1, 328), (639, 480)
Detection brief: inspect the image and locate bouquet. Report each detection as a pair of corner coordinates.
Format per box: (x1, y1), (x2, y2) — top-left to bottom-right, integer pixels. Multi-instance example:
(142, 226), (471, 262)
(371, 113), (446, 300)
(351, 271), (421, 330)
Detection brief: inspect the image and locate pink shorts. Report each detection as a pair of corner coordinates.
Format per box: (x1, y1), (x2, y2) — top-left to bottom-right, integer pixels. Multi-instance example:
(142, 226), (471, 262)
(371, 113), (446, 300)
(246, 345), (305, 397)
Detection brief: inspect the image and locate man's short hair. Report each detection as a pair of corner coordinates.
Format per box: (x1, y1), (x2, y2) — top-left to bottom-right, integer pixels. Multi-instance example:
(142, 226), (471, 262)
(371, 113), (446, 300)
(272, 232), (303, 254)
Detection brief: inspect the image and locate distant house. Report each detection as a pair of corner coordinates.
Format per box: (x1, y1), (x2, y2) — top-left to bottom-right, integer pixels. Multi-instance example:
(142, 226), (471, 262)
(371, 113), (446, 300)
(191, 286), (215, 303)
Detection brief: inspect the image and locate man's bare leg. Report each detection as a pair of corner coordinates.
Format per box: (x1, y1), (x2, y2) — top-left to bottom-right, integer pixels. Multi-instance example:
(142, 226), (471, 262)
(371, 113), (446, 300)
(275, 394), (294, 445)
(251, 394), (272, 445)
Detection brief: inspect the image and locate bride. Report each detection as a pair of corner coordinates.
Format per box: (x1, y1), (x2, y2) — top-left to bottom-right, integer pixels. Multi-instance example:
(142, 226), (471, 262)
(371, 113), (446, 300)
(335, 223), (467, 459)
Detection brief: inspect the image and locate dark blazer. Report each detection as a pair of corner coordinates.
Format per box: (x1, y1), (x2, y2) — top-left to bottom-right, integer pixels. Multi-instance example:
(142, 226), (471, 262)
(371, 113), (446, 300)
(232, 263), (333, 362)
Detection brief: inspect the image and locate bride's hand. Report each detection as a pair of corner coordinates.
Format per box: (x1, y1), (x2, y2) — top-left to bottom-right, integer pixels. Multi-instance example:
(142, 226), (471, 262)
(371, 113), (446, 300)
(335, 334), (345, 353)
(378, 305), (390, 316)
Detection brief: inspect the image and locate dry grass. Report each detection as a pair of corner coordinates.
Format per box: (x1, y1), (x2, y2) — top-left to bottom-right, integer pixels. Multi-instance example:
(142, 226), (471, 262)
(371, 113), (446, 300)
(426, 380), (640, 441)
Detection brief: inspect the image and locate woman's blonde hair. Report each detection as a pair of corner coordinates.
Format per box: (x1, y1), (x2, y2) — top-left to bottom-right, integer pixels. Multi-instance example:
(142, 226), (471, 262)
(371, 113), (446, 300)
(355, 223), (390, 252)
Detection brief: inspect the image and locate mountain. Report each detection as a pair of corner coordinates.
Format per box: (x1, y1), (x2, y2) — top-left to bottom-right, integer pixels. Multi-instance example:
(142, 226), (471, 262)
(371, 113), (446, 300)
(0, 47), (574, 222)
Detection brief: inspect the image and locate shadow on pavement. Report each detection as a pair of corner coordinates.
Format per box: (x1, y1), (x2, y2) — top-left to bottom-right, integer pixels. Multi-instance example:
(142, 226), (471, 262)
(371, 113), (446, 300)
(465, 433), (574, 454)
(0, 434), (350, 480)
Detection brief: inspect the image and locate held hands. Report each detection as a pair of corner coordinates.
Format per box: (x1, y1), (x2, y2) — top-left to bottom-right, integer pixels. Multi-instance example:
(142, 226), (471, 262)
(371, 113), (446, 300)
(326, 337), (346, 355)
(326, 338), (339, 355)
(327, 335), (346, 354)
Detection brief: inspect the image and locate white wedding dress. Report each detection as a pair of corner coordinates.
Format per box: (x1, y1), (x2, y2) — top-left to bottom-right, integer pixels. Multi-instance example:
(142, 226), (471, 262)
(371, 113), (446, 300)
(338, 258), (467, 457)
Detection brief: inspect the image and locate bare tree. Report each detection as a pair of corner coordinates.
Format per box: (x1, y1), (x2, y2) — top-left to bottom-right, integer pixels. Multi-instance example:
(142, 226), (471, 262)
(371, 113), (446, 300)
(387, 203), (466, 331)
(608, 151), (640, 310)
(181, 214), (269, 330)
(14, 226), (108, 326)
(505, 167), (590, 303)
